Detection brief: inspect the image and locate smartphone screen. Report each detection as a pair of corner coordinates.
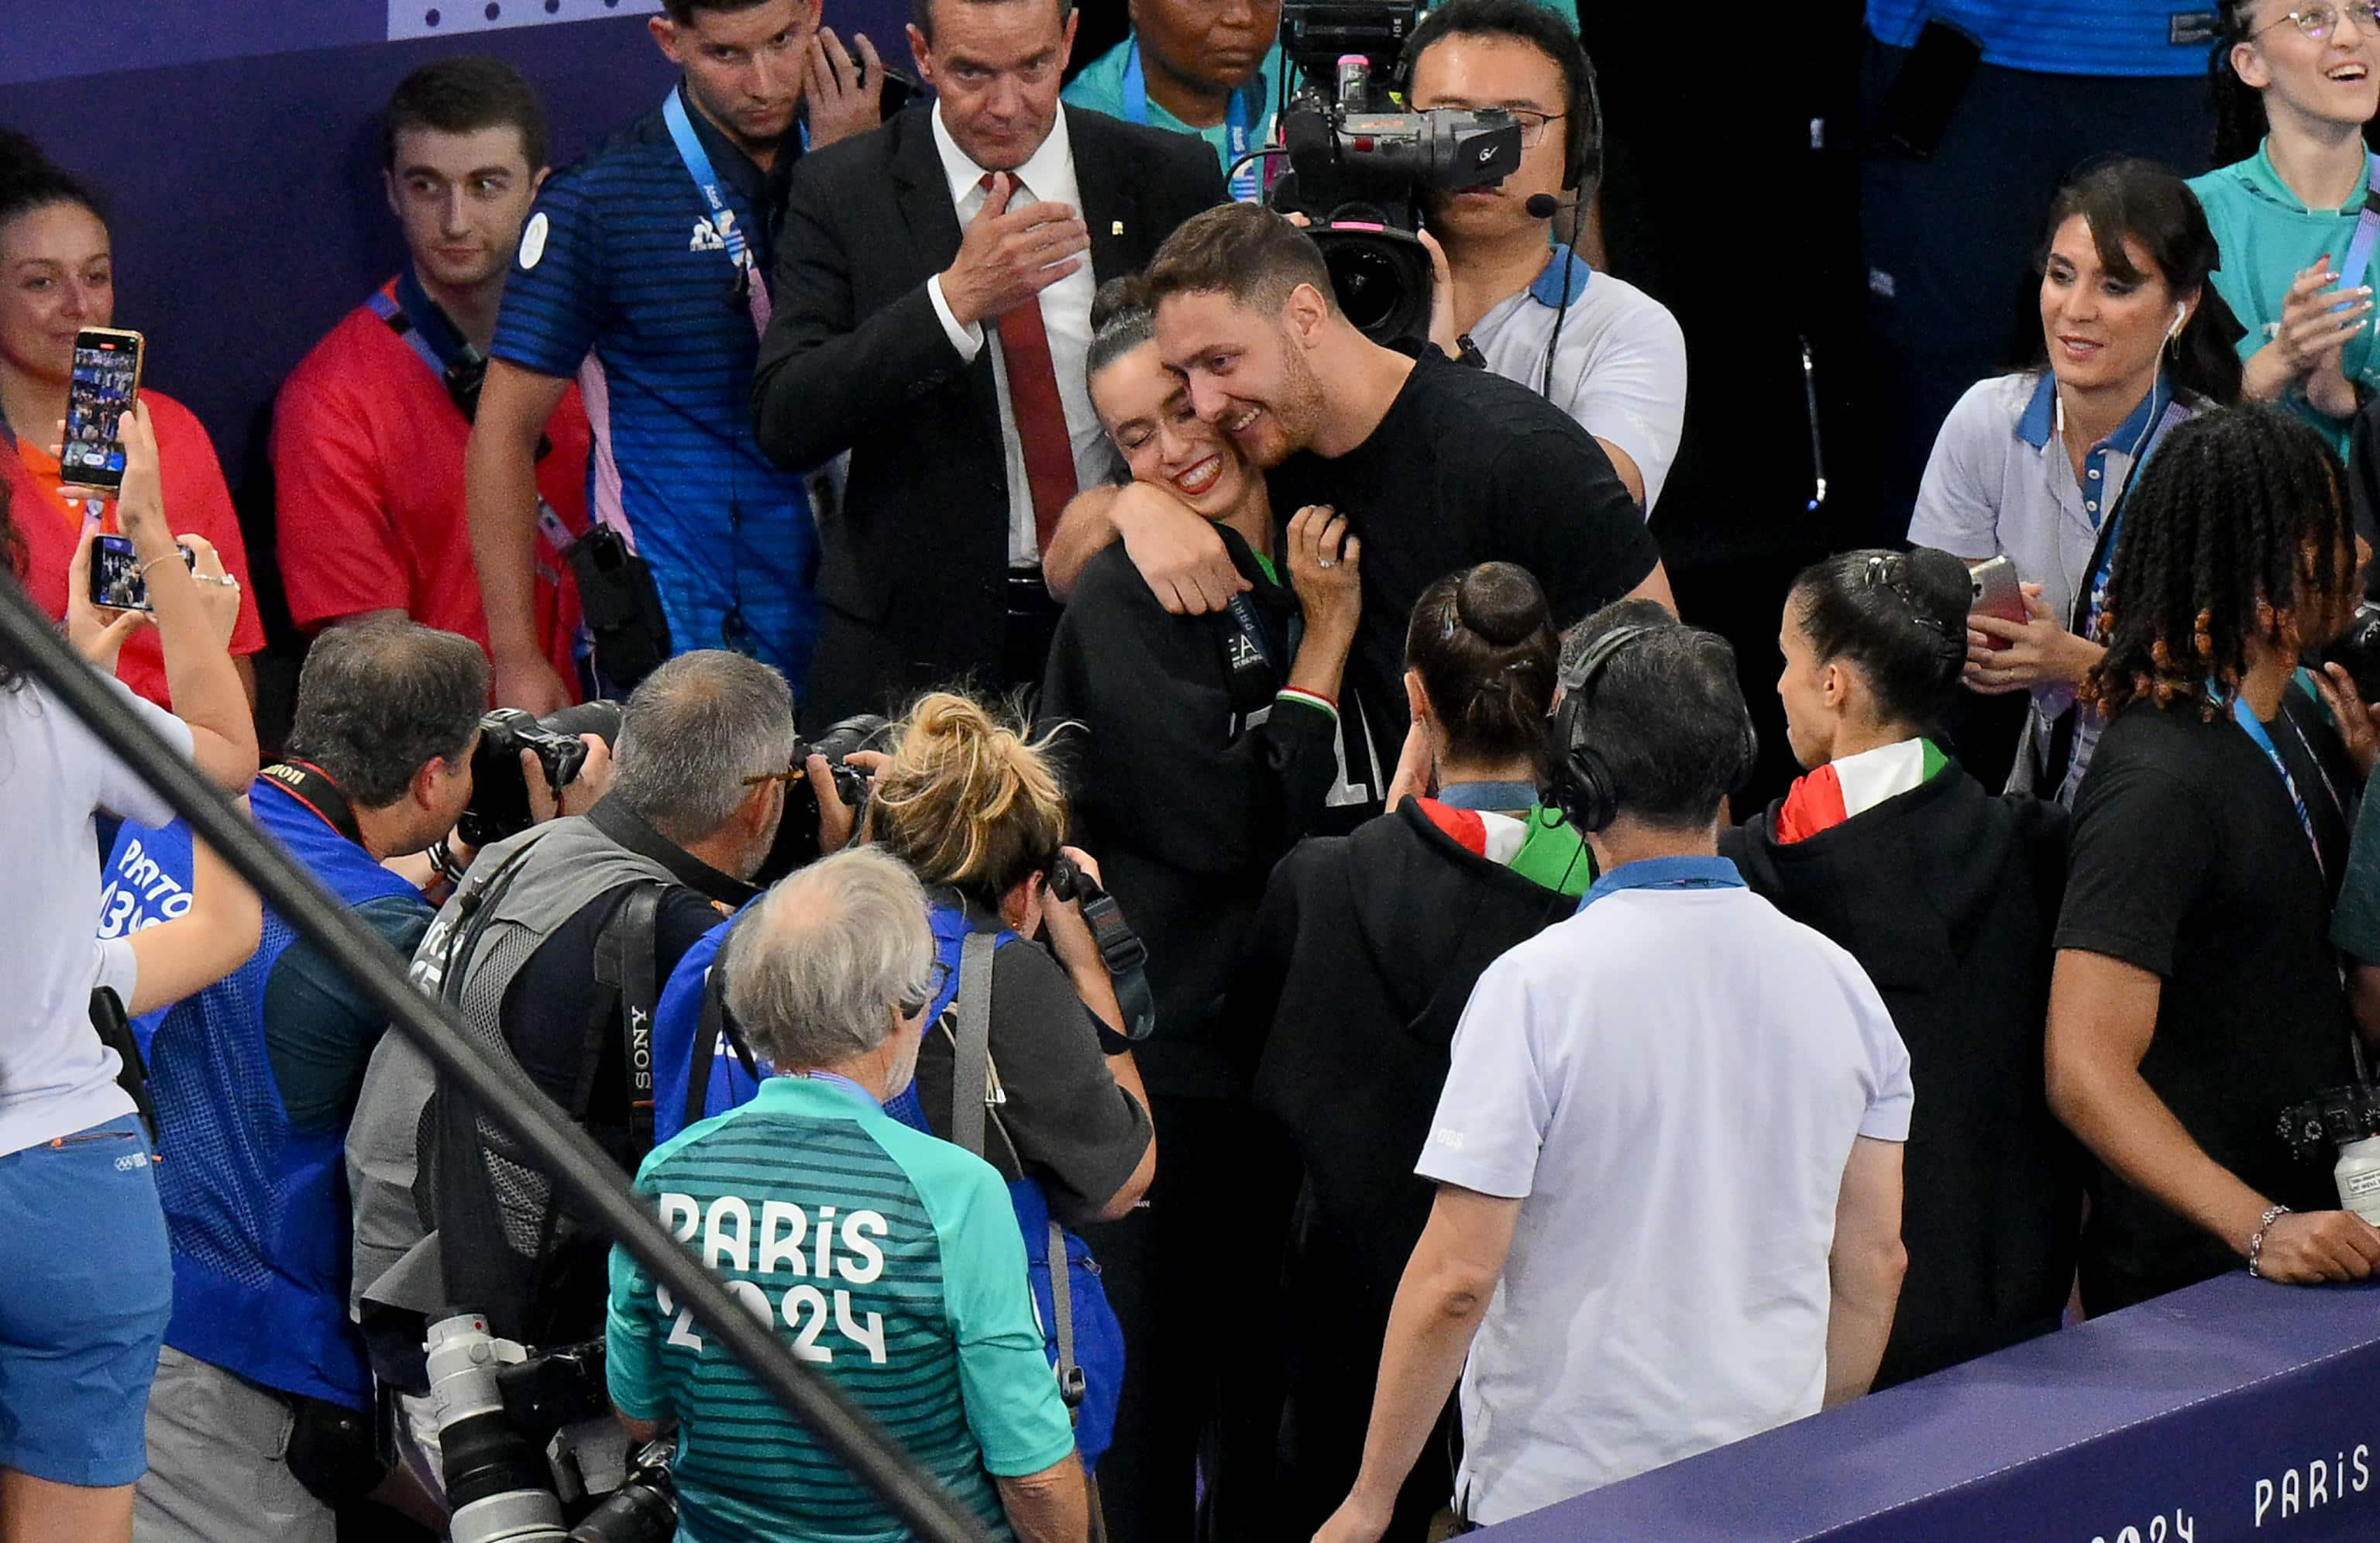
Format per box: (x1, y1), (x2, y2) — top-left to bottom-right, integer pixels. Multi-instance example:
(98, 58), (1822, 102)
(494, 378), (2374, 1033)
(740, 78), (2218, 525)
(90, 533), (194, 613)
(62, 329), (144, 492)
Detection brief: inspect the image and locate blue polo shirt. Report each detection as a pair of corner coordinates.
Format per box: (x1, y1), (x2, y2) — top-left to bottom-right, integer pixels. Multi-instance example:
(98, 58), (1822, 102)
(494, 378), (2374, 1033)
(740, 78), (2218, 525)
(492, 84), (820, 681)
(1865, 1), (2217, 76)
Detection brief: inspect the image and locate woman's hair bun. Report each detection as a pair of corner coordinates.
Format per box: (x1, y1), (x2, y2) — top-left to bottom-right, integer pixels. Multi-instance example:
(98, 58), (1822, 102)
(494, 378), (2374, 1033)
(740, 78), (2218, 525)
(1092, 274), (1154, 335)
(1453, 562), (1552, 648)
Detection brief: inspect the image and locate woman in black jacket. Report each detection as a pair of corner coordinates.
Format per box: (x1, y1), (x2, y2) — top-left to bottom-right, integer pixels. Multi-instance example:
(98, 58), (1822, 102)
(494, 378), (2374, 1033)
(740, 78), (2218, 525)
(1038, 278), (1361, 1538)
(1237, 562), (1589, 1542)
(1721, 547), (2078, 1386)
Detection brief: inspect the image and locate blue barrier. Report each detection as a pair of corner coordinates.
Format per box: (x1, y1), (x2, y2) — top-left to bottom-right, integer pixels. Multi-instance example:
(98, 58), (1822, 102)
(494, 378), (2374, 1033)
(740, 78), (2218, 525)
(1475, 1274), (2380, 1541)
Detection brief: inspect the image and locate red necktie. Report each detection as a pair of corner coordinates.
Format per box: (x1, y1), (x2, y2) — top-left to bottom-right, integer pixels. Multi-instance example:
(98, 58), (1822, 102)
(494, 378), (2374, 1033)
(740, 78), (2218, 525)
(980, 172), (1078, 555)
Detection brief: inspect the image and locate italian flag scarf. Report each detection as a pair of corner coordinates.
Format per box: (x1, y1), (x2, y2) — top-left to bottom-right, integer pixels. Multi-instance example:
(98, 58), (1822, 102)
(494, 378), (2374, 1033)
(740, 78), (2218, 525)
(1775, 737), (1948, 845)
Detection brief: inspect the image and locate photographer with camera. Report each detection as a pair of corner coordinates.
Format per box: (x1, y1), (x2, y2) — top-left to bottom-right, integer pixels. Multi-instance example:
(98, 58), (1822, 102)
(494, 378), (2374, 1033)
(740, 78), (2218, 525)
(273, 59), (590, 688)
(609, 847), (1089, 1542)
(101, 619), (609, 1543)
(346, 649), (794, 1513)
(2048, 406), (2380, 1313)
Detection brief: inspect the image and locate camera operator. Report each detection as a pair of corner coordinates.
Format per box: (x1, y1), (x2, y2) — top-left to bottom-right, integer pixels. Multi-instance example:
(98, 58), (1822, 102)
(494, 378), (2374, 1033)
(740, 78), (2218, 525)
(345, 649), (791, 1508)
(1316, 606), (1911, 1538)
(2048, 406), (2380, 1312)
(2, 406), (259, 1543)
(1406, 0), (1684, 514)
(608, 847), (1088, 1542)
(1049, 203), (1670, 800)
(103, 620), (604, 1543)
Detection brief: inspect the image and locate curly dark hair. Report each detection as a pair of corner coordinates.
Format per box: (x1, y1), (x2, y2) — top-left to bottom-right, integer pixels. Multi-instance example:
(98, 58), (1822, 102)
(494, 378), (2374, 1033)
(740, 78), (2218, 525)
(2082, 404), (2353, 720)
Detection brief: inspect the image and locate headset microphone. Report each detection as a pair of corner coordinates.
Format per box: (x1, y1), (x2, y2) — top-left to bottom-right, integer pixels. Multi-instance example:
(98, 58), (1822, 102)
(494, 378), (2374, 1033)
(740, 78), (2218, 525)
(1524, 192), (1562, 218)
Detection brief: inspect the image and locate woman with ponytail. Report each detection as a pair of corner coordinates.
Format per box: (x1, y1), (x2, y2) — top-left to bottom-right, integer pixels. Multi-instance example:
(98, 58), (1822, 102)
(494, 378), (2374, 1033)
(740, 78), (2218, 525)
(1911, 156), (2236, 799)
(1238, 562), (1588, 1541)
(2192, 0), (2380, 451)
(1723, 547), (2078, 1387)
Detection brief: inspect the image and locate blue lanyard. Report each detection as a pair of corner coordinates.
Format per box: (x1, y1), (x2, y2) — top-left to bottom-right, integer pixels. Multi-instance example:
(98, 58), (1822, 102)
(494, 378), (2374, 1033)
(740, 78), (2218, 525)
(662, 88), (769, 310)
(1123, 43), (1261, 202)
(1577, 854), (1745, 912)
(2337, 151), (2380, 295)
(1435, 779), (1542, 812)
(2079, 387), (2187, 639)
(2230, 695), (2323, 875)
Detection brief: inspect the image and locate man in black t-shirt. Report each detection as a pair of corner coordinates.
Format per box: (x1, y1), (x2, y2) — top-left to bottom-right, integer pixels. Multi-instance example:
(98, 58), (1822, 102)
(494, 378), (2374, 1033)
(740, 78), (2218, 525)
(2046, 406), (2380, 1314)
(1113, 203), (1670, 787)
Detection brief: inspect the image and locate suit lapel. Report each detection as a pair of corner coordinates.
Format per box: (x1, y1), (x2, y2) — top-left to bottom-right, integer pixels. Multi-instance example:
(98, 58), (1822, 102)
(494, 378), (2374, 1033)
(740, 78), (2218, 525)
(891, 111), (967, 274)
(1069, 108), (1138, 284)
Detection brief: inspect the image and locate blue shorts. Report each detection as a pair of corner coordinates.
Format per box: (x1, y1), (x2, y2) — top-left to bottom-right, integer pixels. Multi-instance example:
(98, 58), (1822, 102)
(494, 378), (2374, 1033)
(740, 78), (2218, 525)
(0, 1114), (171, 1486)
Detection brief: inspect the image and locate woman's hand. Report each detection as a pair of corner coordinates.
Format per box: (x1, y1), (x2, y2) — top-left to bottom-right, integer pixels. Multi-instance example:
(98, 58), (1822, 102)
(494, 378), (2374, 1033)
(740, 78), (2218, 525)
(65, 518), (150, 669)
(2250, 1209), (2380, 1284)
(1285, 504), (1360, 638)
(1312, 1493), (1393, 1543)
(172, 533), (242, 648)
(1964, 584), (2101, 695)
(2315, 662), (2380, 779)
(2246, 260), (2372, 402)
(1038, 844), (1107, 981)
(812, 747), (889, 854)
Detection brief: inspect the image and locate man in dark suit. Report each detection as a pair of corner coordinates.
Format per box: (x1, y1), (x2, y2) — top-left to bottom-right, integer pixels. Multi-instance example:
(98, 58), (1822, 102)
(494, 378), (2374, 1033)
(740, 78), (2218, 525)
(753, 0), (1225, 727)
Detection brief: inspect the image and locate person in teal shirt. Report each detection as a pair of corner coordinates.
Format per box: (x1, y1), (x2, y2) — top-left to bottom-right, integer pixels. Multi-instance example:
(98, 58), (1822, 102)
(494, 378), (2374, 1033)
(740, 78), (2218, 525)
(607, 849), (1085, 1542)
(1064, 0), (1580, 197)
(2190, 0), (2380, 456)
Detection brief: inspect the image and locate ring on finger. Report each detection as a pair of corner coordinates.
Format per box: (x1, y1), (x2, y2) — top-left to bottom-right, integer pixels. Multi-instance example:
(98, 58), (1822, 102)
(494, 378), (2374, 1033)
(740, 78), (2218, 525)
(1316, 557), (1336, 569)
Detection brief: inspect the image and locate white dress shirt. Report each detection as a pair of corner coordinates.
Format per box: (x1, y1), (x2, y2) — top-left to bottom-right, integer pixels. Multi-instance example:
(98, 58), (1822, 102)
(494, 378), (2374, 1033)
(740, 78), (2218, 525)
(923, 105), (1112, 568)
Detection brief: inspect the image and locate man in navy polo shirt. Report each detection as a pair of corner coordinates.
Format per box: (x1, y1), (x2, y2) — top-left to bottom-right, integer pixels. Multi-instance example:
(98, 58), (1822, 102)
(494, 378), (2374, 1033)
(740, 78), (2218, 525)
(466, 0), (886, 714)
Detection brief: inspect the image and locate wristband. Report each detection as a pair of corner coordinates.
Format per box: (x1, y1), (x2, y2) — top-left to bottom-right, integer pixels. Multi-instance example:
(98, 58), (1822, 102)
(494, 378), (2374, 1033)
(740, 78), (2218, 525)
(426, 838), (468, 890)
(2248, 1203), (2292, 1279)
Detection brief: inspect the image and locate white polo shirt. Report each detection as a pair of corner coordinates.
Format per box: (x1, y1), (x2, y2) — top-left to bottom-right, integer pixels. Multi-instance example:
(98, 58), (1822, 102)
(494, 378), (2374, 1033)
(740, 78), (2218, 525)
(1418, 856), (1911, 1525)
(1467, 244), (1687, 514)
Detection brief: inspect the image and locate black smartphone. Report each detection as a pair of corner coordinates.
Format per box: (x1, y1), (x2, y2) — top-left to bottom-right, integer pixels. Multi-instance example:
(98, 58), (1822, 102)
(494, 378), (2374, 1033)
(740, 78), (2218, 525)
(1875, 19), (1983, 161)
(90, 532), (194, 612)
(880, 64), (920, 116)
(62, 327), (144, 492)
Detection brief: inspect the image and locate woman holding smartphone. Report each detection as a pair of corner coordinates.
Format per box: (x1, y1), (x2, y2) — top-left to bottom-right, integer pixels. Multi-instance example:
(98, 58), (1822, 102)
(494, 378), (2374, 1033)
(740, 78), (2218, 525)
(0, 400), (262, 1543)
(2194, 0), (2380, 452)
(1909, 157), (2240, 800)
(0, 131), (263, 710)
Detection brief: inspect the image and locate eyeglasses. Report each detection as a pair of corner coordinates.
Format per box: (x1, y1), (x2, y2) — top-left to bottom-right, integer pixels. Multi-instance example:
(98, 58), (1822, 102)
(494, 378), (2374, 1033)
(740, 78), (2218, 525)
(896, 961), (953, 1021)
(2255, 1), (2380, 41)
(1502, 108), (1567, 149)
(741, 762), (804, 789)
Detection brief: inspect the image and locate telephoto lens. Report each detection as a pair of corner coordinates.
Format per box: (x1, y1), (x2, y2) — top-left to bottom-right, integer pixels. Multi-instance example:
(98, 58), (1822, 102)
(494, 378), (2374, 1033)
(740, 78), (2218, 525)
(426, 1314), (570, 1543)
(571, 1438), (678, 1543)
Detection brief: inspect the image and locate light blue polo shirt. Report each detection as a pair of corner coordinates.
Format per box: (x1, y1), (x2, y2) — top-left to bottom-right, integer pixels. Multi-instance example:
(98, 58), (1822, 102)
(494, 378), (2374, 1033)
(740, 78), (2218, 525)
(1064, 36), (1284, 194)
(2191, 141), (2380, 461)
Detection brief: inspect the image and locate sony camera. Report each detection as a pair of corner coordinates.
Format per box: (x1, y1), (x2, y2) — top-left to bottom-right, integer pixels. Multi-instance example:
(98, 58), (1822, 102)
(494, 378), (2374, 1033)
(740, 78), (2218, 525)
(1267, 0), (1523, 340)
(425, 1314), (677, 1543)
(2278, 1084), (2380, 1166)
(459, 700), (625, 850)
(753, 713), (896, 883)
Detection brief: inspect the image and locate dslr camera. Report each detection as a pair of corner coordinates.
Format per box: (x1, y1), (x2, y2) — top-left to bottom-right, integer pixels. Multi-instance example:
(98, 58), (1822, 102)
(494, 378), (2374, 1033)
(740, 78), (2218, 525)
(425, 1314), (676, 1543)
(459, 700), (625, 849)
(1267, 0), (1524, 340)
(753, 713), (896, 883)
(2321, 600), (2380, 705)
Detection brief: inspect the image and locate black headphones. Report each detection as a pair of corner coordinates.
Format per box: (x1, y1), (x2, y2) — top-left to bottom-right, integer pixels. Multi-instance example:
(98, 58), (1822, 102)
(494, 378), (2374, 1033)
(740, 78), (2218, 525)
(1543, 624), (1758, 835)
(1392, 17), (1604, 193)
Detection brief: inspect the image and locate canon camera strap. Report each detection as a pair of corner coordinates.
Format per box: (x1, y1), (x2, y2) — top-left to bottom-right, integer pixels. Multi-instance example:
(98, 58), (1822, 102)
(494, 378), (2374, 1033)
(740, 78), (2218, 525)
(257, 761), (364, 845)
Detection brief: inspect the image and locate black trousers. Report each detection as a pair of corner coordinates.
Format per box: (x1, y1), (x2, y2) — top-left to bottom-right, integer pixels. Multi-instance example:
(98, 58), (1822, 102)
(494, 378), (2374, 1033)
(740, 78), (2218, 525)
(1081, 1095), (1299, 1543)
